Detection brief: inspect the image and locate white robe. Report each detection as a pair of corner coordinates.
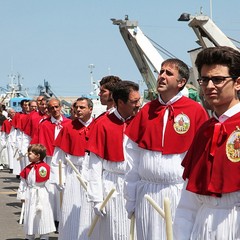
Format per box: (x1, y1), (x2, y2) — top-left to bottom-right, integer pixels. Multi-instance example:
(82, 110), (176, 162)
(88, 152), (131, 240)
(0, 131), (8, 166)
(8, 127), (22, 175)
(17, 167), (56, 236)
(124, 136), (186, 240)
(57, 151), (94, 240)
(174, 183), (240, 240)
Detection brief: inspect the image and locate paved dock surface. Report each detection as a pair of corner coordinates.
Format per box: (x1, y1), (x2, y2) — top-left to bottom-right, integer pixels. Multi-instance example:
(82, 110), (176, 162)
(0, 168), (58, 240)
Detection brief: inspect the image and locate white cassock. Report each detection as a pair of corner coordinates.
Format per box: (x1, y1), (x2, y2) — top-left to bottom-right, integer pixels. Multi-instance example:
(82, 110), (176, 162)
(88, 152), (131, 240)
(55, 149), (94, 240)
(124, 136), (186, 240)
(17, 167), (56, 236)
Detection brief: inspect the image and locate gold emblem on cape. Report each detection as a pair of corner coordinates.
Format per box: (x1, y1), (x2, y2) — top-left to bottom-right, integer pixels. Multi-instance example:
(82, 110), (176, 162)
(173, 113), (190, 134)
(39, 166), (47, 178)
(226, 126), (240, 162)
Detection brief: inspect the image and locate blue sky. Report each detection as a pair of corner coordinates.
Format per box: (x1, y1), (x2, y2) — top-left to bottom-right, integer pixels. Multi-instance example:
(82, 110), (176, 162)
(0, 0), (239, 97)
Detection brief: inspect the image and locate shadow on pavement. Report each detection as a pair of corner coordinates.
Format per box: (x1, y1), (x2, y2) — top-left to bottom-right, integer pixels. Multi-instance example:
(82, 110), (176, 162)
(6, 237), (58, 240)
(3, 186), (18, 190)
(6, 202), (22, 208)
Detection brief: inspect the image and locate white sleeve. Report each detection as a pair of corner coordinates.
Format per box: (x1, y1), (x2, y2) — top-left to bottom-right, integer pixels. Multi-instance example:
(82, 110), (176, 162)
(0, 132), (7, 148)
(17, 178), (27, 200)
(123, 135), (141, 214)
(15, 129), (23, 150)
(173, 181), (202, 240)
(82, 153), (90, 182)
(9, 127), (17, 148)
(87, 152), (103, 202)
(52, 147), (68, 184)
(52, 147), (66, 165)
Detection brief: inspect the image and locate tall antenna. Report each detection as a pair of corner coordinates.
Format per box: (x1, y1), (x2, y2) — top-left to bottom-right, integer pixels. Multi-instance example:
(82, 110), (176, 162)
(88, 64), (95, 94)
(210, 0), (213, 20)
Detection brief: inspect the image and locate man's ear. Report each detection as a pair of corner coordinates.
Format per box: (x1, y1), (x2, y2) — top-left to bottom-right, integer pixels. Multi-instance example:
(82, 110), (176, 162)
(235, 77), (240, 91)
(118, 99), (124, 107)
(178, 78), (187, 89)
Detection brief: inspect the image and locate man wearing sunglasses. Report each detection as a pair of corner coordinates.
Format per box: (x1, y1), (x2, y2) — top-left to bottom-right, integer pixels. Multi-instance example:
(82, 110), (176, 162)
(124, 58), (208, 240)
(174, 46), (240, 239)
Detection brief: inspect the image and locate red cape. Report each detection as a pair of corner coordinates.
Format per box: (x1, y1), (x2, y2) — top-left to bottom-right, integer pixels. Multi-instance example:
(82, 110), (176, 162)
(182, 112), (240, 197)
(23, 111), (48, 138)
(20, 161), (50, 183)
(1, 119), (12, 134)
(87, 113), (132, 161)
(11, 112), (29, 131)
(125, 97), (208, 154)
(54, 118), (94, 156)
(11, 112), (21, 129)
(30, 116), (71, 156)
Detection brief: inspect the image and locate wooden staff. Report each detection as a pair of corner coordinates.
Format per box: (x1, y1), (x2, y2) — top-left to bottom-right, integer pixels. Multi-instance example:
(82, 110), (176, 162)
(58, 159), (63, 208)
(65, 156), (87, 191)
(88, 188), (116, 237)
(19, 201), (25, 224)
(17, 152), (27, 161)
(145, 194), (165, 218)
(13, 148), (18, 158)
(130, 214), (135, 240)
(145, 195), (173, 240)
(164, 198), (173, 240)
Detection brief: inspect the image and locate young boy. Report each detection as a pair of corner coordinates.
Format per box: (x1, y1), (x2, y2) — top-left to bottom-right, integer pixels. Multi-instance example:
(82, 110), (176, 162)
(17, 144), (55, 240)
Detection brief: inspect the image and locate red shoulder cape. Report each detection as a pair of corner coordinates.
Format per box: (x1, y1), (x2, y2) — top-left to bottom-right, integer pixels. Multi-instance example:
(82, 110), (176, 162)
(20, 161), (50, 183)
(54, 119), (94, 156)
(11, 113), (21, 129)
(87, 113), (132, 161)
(183, 112), (240, 196)
(125, 97), (208, 154)
(23, 111), (48, 138)
(1, 119), (12, 134)
(30, 116), (71, 156)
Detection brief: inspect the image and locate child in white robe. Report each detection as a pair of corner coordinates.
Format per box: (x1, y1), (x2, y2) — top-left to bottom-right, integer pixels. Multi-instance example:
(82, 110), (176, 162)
(17, 144), (55, 240)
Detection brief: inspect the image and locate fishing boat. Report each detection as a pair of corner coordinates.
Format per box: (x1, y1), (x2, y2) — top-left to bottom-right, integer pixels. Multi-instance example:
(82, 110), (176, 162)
(0, 73), (31, 112)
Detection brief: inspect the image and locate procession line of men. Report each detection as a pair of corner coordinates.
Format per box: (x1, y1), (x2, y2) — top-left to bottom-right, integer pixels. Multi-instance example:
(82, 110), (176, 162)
(1, 46), (240, 240)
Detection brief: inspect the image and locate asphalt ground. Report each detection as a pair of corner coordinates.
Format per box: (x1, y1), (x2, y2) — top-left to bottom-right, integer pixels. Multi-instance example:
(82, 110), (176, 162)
(0, 167), (58, 240)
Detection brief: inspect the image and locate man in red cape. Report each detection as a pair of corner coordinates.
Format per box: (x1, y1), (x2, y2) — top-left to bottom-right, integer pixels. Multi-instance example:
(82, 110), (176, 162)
(0, 108), (16, 171)
(87, 81), (141, 239)
(53, 97), (95, 240)
(174, 46), (240, 239)
(124, 58), (208, 240)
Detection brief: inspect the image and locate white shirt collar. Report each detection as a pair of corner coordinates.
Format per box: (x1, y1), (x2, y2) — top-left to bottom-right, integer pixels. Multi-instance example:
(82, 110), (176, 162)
(213, 102), (240, 123)
(78, 117), (93, 127)
(158, 91), (183, 105)
(107, 107), (115, 114)
(51, 115), (63, 124)
(113, 109), (131, 122)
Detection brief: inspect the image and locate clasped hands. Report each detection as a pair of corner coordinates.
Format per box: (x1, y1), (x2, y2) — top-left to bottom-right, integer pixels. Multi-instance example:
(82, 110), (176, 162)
(93, 202), (106, 217)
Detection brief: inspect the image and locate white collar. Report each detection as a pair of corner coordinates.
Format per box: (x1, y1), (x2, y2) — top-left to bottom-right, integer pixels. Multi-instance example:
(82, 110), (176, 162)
(78, 117), (93, 127)
(213, 102), (240, 123)
(113, 109), (131, 122)
(158, 91), (183, 105)
(51, 115), (63, 124)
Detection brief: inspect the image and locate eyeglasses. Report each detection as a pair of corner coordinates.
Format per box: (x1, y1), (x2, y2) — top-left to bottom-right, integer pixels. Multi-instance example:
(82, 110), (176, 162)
(197, 76), (237, 86)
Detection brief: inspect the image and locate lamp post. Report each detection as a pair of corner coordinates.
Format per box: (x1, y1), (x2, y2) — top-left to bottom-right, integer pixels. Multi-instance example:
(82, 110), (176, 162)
(88, 64), (95, 94)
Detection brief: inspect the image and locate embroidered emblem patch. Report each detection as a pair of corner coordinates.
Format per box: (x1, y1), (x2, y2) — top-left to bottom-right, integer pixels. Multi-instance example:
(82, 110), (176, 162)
(226, 127), (240, 162)
(39, 166), (47, 178)
(173, 113), (190, 134)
